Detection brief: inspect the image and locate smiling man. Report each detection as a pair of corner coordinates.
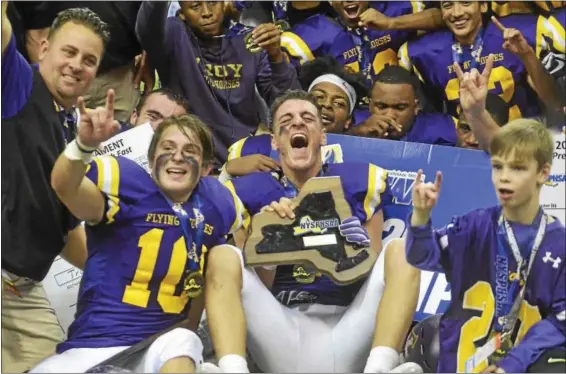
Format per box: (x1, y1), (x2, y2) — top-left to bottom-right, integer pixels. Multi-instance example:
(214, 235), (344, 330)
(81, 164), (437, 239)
(219, 56), (367, 180)
(204, 90), (421, 373)
(2, 5), (109, 372)
(398, 1), (562, 120)
(35, 96), (246, 372)
(282, 1), (424, 85)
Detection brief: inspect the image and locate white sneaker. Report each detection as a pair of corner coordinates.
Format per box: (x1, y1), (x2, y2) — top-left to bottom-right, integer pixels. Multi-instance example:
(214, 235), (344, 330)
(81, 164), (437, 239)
(198, 362), (223, 373)
(390, 362), (424, 373)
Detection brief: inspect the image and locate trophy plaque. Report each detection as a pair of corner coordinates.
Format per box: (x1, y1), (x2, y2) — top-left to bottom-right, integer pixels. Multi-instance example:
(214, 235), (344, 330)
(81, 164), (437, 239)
(243, 176), (377, 285)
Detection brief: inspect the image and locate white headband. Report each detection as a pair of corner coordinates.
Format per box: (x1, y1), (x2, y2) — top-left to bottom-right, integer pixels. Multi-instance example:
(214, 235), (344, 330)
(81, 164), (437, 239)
(308, 74), (357, 114)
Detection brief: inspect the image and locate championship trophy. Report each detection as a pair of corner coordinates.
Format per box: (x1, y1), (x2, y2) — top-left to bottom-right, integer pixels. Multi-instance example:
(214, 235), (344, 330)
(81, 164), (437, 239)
(243, 177), (377, 285)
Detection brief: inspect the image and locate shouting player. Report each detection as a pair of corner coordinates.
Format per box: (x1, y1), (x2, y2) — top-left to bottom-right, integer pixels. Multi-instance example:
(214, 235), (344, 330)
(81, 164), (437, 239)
(398, 1), (562, 120)
(219, 56), (367, 181)
(405, 119), (566, 372)
(205, 90), (421, 373)
(31, 91), (245, 373)
(281, 1), (427, 84)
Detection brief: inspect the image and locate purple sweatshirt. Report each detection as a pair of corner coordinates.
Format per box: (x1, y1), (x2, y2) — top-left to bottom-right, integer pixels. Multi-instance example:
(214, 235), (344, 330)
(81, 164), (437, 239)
(405, 207), (566, 373)
(136, 2), (300, 165)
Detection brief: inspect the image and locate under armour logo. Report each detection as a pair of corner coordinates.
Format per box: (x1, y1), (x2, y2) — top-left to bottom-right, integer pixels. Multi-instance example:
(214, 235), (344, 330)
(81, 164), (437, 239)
(542, 252), (562, 269)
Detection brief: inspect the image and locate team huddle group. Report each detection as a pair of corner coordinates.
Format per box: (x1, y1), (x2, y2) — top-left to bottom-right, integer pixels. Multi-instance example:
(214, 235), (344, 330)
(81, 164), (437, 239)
(1, 1), (565, 374)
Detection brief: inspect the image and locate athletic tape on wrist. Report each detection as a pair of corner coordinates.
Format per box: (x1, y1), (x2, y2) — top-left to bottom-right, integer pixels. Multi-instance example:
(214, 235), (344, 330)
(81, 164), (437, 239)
(64, 139), (96, 164)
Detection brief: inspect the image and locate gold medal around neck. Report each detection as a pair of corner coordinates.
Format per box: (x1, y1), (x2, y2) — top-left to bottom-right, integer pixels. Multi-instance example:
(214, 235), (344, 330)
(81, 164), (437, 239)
(244, 33), (262, 53)
(184, 271), (204, 298)
(245, 20), (288, 53)
(274, 19), (290, 33)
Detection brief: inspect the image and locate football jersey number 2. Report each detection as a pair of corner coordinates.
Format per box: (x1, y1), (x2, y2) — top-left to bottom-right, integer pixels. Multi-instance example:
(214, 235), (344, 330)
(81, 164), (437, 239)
(445, 65), (522, 121)
(456, 281), (542, 373)
(122, 228), (208, 314)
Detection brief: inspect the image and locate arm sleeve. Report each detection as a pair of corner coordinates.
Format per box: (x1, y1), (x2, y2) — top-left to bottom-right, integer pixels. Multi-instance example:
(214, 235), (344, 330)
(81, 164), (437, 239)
(218, 182), (249, 235)
(227, 134), (272, 161)
(360, 163), (389, 222)
(546, 13), (565, 54)
(255, 51), (301, 106)
(223, 180), (252, 230)
(536, 14), (565, 56)
(280, 30), (316, 66)
(1, 34), (32, 119)
(136, 1), (171, 77)
(405, 213), (473, 273)
(398, 41), (414, 71)
(84, 156), (127, 225)
(280, 16), (335, 66)
(336, 163), (390, 222)
(227, 137), (251, 161)
(225, 173), (284, 229)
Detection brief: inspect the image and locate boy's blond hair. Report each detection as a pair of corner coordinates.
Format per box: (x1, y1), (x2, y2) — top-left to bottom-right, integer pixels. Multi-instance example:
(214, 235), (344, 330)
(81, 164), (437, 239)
(490, 118), (554, 169)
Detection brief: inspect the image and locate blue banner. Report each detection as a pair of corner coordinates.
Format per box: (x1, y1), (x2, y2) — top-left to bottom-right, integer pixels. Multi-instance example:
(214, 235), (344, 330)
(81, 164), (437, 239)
(325, 134), (498, 321)
(271, 134), (498, 320)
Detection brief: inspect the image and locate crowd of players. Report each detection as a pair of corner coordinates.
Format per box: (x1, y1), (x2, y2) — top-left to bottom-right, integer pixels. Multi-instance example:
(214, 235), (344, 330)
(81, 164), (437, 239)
(1, 1), (565, 373)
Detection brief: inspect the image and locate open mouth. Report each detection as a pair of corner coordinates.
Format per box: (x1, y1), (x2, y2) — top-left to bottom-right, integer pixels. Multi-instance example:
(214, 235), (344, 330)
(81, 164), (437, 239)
(343, 2), (361, 19)
(321, 113), (334, 126)
(290, 133), (309, 149)
(498, 188), (514, 199)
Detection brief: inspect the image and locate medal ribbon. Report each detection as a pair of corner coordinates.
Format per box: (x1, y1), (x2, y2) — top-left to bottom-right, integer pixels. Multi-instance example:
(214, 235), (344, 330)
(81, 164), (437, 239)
(451, 29), (484, 72)
(161, 192), (205, 274)
(351, 28), (373, 83)
(494, 207), (547, 333)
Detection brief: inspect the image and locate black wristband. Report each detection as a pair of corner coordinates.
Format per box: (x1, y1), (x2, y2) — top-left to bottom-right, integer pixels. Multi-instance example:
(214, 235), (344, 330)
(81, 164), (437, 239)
(76, 140), (96, 154)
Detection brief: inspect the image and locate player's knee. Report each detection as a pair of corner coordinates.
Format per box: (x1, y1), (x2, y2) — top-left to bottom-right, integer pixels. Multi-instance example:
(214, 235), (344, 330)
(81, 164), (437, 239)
(206, 245), (243, 285)
(145, 328), (203, 372)
(386, 238), (405, 254)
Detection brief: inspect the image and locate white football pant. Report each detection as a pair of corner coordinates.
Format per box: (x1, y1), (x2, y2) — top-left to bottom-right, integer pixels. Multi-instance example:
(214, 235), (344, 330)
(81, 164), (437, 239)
(30, 327), (203, 373)
(227, 241), (390, 373)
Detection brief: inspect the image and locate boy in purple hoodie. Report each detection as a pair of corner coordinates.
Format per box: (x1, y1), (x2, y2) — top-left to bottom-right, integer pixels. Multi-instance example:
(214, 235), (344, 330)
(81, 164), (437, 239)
(137, 1), (301, 167)
(405, 119), (566, 373)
